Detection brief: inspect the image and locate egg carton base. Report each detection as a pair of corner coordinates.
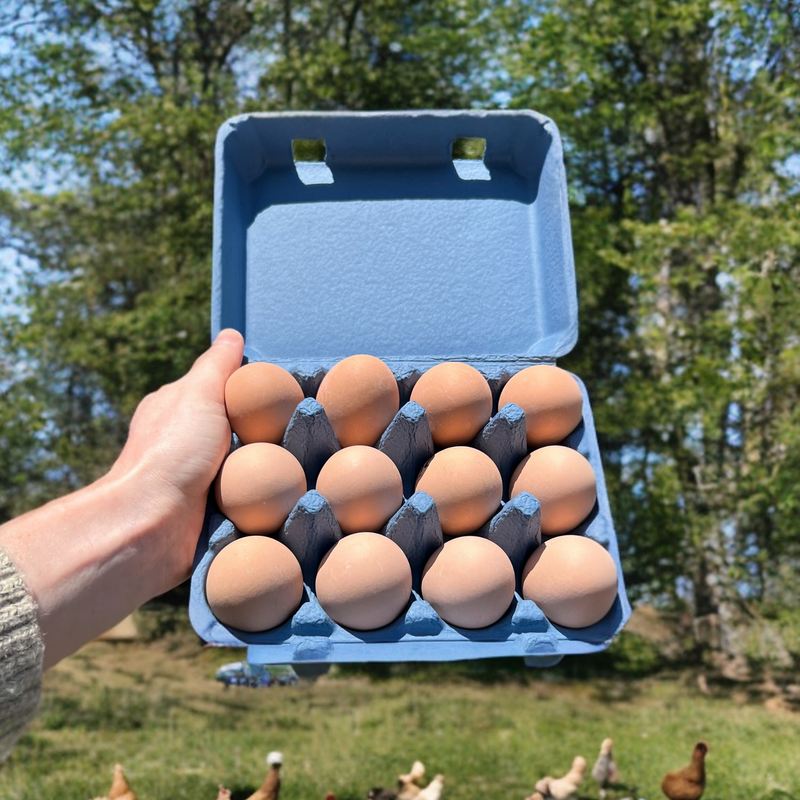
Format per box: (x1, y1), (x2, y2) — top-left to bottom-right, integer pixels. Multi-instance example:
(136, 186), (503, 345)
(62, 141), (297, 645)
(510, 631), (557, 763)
(243, 637), (614, 665)
(194, 592), (627, 665)
(189, 372), (631, 661)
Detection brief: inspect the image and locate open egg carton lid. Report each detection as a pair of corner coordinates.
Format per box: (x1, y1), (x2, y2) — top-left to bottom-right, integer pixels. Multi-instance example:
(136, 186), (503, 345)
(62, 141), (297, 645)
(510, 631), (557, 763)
(191, 109), (632, 665)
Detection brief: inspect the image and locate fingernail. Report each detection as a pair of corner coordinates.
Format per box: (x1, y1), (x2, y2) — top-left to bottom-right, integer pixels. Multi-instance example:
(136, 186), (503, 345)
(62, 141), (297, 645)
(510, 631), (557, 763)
(214, 328), (242, 346)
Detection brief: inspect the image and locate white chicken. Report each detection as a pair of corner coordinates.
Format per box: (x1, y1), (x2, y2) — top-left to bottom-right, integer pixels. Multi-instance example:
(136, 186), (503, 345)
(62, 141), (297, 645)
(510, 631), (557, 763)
(415, 774), (444, 800)
(398, 760), (426, 800)
(532, 756), (586, 800)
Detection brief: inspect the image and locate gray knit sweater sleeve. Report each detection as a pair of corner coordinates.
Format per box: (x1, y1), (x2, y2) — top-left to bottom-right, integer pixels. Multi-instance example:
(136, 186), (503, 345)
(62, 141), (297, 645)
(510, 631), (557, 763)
(0, 547), (44, 762)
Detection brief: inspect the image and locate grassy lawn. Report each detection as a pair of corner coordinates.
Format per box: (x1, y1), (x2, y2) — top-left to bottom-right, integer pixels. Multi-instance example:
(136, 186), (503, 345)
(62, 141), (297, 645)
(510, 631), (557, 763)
(1, 615), (799, 800)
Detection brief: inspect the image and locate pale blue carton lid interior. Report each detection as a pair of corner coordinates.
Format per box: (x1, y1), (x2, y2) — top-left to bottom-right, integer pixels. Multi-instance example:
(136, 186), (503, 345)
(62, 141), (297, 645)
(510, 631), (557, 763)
(212, 111), (577, 369)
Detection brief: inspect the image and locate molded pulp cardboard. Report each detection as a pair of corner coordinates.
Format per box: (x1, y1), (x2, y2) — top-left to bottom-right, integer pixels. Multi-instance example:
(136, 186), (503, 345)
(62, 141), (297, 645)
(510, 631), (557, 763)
(189, 110), (631, 665)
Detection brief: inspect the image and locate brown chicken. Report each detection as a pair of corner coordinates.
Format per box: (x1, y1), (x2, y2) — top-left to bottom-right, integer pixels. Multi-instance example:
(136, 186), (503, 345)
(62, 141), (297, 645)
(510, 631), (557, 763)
(216, 788), (232, 800)
(246, 751), (283, 800)
(91, 764), (138, 800)
(661, 742), (708, 800)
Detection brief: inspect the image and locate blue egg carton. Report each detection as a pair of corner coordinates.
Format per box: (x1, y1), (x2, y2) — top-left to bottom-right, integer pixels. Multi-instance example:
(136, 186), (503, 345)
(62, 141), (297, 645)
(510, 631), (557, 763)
(189, 110), (631, 665)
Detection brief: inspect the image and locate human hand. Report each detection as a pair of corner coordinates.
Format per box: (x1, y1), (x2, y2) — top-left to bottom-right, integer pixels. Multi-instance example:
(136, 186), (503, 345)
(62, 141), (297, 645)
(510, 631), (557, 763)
(0, 329), (244, 667)
(106, 328), (245, 589)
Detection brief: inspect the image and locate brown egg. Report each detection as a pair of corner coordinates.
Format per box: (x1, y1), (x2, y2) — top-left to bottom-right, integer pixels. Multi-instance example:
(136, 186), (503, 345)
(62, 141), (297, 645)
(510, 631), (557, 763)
(415, 447), (502, 535)
(224, 362), (304, 444)
(316, 354), (400, 447)
(521, 535), (617, 628)
(215, 443), (306, 534)
(498, 365), (583, 447)
(315, 446), (403, 535)
(315, 532), (412, 630)
(421, 537), (515, 629)
(410, 362), (492, 447)
(510, 445), (596, 535)
(205, 536), (304, 632)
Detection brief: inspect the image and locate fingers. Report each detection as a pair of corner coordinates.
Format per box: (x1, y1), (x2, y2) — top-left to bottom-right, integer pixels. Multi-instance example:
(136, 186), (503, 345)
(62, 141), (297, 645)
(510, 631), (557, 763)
(188, 328), (244, 390)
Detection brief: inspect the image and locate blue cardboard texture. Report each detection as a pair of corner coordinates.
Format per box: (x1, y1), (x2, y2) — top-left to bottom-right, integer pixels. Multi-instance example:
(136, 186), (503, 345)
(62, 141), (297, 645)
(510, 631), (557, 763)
(193, 110), (631, 663)
(212, 111), (577, 371)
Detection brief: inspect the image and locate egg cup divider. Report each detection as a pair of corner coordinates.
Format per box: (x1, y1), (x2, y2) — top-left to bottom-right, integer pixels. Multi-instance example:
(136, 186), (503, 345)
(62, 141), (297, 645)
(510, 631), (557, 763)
(193, 110), (632, 662)
(281, 397), (341, 488)
(277, 376), (525, 503)
(281, 385), (526, 502)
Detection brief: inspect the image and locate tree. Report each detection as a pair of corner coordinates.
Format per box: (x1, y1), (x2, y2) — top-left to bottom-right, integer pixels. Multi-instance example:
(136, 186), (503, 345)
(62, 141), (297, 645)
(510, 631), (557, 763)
(0, 0), (500, 513)
(4, 0), (800, 669)
(505, 0), (800, 666)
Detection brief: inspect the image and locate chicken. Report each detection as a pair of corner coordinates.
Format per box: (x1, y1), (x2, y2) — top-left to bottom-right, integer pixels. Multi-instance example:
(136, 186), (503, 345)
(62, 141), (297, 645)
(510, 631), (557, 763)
(533, 756), (586, 800)
(661, 742), (708, 800)
(216, 788), (232, 800)
(398, 760), (426, 800)
(246, 751), (284, 800)
(415, 774), (444, 800)
(91, 764), (138, 800)
(591, 738), (619, 799)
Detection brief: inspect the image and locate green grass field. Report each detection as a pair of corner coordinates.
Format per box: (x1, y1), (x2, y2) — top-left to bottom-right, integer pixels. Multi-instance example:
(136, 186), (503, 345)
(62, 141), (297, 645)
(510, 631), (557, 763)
(1, 616), (799, 800)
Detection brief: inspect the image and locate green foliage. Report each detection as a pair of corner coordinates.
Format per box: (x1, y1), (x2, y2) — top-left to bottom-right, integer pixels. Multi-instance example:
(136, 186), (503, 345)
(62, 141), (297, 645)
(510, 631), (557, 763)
(2, 0), (800, 657)
(6, 643), (800, 800)
(555, 631), (667, 679)
(504, 0), (800, 645)
(0, 0), (500, 516)
(38, 688), (156, 732)
(135, 601), (196, 643)
(451, 137), (486, 160)
(599, 630), (665, 674)
(291, 139), (327, 162)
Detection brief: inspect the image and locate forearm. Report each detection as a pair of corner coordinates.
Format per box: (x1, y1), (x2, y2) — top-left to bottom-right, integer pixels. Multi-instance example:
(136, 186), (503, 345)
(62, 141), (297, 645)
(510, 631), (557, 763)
(0, 472), (179, 669)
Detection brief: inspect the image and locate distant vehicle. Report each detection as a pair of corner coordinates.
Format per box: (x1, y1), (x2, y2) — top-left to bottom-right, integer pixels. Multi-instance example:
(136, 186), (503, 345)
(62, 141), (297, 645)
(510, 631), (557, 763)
(214, 661), (298, 688)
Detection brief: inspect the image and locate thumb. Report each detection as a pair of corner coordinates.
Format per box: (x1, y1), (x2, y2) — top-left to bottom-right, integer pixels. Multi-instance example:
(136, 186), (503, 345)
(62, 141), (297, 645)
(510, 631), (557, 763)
(189, 328), (245, 389)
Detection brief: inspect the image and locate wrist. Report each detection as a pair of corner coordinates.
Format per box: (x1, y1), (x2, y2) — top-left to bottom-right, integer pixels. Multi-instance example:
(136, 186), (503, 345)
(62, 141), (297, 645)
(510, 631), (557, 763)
(121, 458), (211, 595)
(0, 470), (180, 668)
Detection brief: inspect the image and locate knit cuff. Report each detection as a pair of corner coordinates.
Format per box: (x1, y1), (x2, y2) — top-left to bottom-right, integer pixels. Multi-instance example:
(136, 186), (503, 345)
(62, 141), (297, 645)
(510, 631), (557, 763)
(0, 547), (44, 762)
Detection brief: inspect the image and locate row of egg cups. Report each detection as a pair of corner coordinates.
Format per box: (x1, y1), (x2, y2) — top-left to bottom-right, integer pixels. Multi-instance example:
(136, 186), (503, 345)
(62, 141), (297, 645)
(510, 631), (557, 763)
(228, 356), (586, 498)
(193, 480), (622, 648)
(255, 355), (571, 418)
